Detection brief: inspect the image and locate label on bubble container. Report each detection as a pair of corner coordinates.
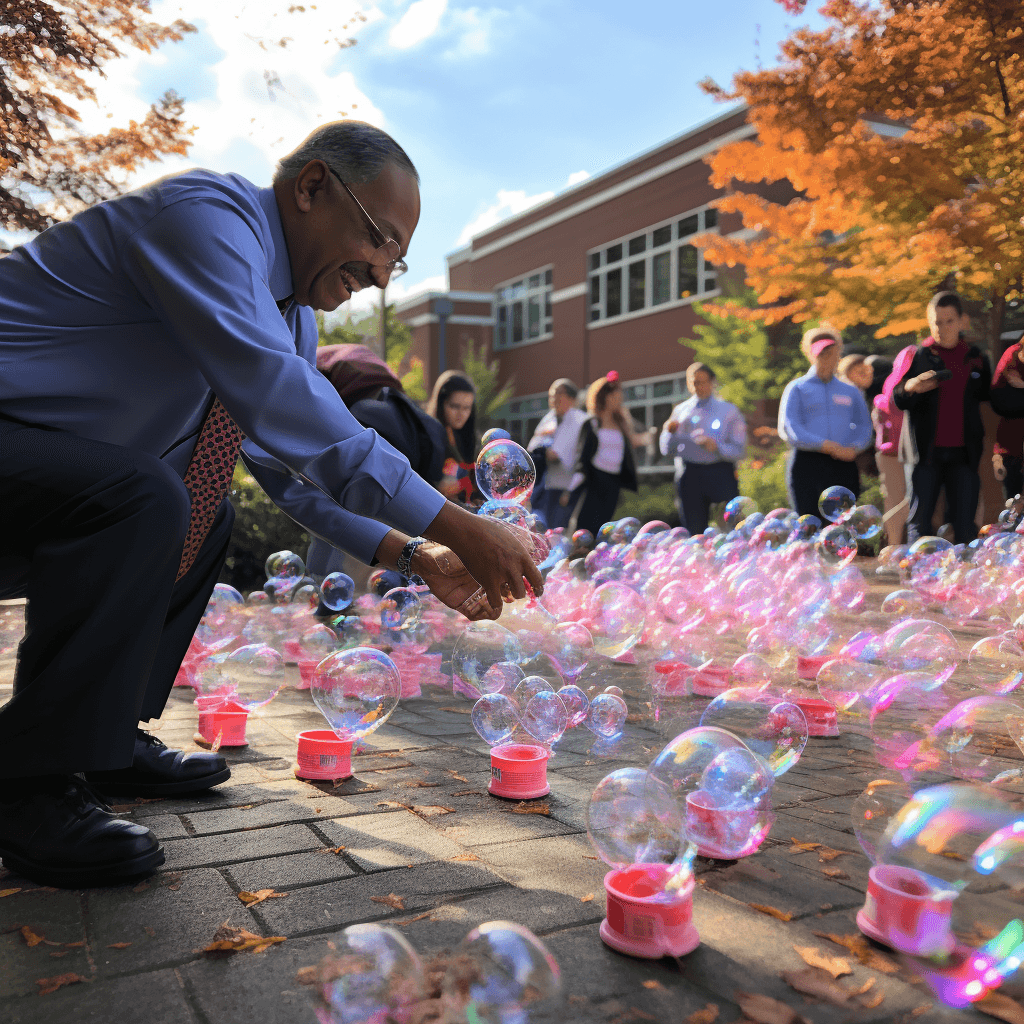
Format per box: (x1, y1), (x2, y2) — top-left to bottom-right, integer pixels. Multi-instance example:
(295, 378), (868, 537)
(491, 765), (502, 781)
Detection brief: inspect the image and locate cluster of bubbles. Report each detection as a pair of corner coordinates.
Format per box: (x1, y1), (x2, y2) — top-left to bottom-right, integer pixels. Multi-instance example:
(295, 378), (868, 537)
(312, 919), (560, 1024)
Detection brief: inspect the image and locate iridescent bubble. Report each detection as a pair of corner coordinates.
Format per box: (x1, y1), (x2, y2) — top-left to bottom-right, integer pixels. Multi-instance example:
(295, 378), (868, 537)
(264, 549), (305, 581)
(197, 642), (286, 711)
(699, 692), (808, 776)
(907, 536), (954, 562)
(513, 674), (554, 706)
(481, 427), (512, 446)
(298, 623), (338, 664)
(723, 496), (758, 529)
(310, 647), (402, 741)
(881, 589), (925, 617)
(472, 693), (521, 747)
(816, 658), (884, 712)
(481, 661), (524, 696)
(587, 768), (686, 869)
(291, 583), (319, 609)
(818, 485), (856, 523)
(556, 684), (590, 728)
(475, 440), (537, 503)
(842, 504), (883, 541)
(320, 572), (355, 612)
(968, 636), (1024, 696)
(521, 691), (568, 744)
(790, 514), (822, 540)
(452, 622), (524, 698)
(379, 587), (421, 632)
(586, 693), (628, 738)
(880, 619), (960, 674)
(610, 517), (642, 544)
(477, 499), (530, 529)
(851, 779), (912, 862)
(441, 922), (561, 1024)
(571, 529), (595, 552)
(545, 622), (594, 684)
(870, 672), (956, 775)
(816, 522), (858, 568)
(586, 582), (646, 658)
(315, 923), (426, 1024)
(924, 696), (1024, 786)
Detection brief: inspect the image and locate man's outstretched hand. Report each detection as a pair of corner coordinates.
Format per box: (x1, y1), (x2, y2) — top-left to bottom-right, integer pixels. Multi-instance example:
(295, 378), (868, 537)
(423, 501), (544, 616)
(410, 541), (498, 621)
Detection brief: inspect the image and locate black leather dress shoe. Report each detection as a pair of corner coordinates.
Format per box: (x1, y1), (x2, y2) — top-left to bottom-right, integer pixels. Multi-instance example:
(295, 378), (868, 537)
(85, 729), (231, 796)
(0, 776), (163, 888)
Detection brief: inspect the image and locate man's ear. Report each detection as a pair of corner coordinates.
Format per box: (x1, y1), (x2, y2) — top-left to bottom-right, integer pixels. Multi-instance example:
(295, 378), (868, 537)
(294, 160), (329, 212)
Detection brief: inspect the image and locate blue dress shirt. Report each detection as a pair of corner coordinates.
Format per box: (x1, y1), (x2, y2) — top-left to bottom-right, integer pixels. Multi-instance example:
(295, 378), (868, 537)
(0, 169), (446, 563)
(778, 370), (873, 453)
(659, 394), (747, 466)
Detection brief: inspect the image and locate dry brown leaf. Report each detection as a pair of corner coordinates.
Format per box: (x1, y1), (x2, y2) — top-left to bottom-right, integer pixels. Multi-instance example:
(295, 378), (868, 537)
(734, 990), (808, 1024)
(860, 990), (884, 1010)
(979, 993), (1024, 1024)
(583, 854), (600, 860)
(816, 847), (848, 863)
(512, 801), (550, 815)
(412, 805), (455, 817)
(237, 889), (287, 907)
(821, 867), (849, 879)
(21, 926), (45, 947)
(295, 965), (319, 985)
(202, 922), (286, 958)
(402, 781), (441, 789)
(684, 1005), (719, 1024)
(0, 887), (22, 897)
(789, 838), (821, 852)
(370, 893), (406, 911)
(748, 903), (793, 921)
(641, 979), (664, 990)
(792, 945), (852, 978)
(106, 942), (131, 949)
(812, 932), (899, 973)
(910, 1006), (932, 1017)
(318, 846), (346, 855)
(782, 967), (854, 1005)
(450, 854), (479, 862)
(395, 912), (432, 927)
(446, 770), (469, 782)
(580, 893), (595, 903)
(64, 941), (84, 948)
(49, 951), (68, 959)
(36, 973), (87, 996)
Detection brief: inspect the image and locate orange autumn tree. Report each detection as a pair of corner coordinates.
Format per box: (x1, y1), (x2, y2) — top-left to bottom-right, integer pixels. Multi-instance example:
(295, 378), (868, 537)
(698, 0), (1024, 359)
(1, 1), (197, 233)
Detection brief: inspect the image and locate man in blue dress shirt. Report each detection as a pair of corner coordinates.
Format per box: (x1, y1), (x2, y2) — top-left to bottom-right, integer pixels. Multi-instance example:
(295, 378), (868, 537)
(778, 328), (874, 517)
(0, 120), (541, 888)
(659, 362), (747, 534)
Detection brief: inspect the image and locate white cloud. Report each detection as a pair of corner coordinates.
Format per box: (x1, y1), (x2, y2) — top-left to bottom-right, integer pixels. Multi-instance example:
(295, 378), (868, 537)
(443, 6), (507, 58)
(457, 188), (555, 245)
(388, 0), (448, 49)
(566, 169), (590, 187)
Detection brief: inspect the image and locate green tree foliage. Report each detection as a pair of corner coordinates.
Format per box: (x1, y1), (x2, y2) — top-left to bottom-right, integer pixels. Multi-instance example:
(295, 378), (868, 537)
(317, 304), (426, 401)
(460, 339), (515, 431)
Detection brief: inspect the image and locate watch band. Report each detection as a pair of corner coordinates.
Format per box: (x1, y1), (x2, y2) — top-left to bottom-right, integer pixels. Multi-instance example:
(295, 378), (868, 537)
(397, 537), (427, 578)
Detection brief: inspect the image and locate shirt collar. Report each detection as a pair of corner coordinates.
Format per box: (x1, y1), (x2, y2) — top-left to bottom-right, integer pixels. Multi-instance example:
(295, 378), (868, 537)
(258, 187), (295, 303)
(696, 395), (712, 408)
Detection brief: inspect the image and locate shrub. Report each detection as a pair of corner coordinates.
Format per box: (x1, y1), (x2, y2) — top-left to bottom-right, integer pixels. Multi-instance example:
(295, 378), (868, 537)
(613, 479), (679, 526)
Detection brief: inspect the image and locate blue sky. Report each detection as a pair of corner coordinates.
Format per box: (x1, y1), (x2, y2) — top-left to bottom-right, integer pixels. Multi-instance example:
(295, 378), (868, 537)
(11, 0), (829, 315)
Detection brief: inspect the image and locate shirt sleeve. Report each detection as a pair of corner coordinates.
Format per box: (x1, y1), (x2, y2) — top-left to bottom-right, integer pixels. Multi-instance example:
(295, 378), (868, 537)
(658, 402), (687, 457)
(717, 403), (747, 461)
(121, 198), (444, 540)
(778, 380), (826, 450)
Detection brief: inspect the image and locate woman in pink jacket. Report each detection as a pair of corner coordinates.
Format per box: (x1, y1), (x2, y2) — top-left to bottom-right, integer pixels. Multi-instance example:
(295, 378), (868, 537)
(873, 346), (917, 547)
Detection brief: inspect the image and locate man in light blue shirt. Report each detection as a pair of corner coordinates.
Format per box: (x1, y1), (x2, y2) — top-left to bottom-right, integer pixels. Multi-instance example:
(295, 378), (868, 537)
(778, 328), (873, 516)
(0, 121), (541, 888)
(659, 362), (746, 534)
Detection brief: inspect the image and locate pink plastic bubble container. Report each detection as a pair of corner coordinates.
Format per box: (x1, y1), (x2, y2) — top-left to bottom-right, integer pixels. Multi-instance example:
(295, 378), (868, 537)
(489, 743), (550, 800)
(685, 789), (772, 860)
(691, 666), (732, 698)
(857, 864), (956, 958)
(294, 730), (353, 781)
(797, 655), (831, 681)
(194, 696), (249, 747)
(296, 661), (318, 690)
(600, 863), (700, 959)
(283, 638), (302, 663)
(790, 696), (839, 737)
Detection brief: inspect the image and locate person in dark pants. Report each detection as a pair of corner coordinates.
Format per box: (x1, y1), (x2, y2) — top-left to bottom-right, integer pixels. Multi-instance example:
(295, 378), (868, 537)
(892, 292), (992, 545)
(0, 121), (542, 888)
(989, 337), (1024, 504)
(659, 362), (746, 535)
(778, 328), (874, 517)
(527, 379), (588, 531)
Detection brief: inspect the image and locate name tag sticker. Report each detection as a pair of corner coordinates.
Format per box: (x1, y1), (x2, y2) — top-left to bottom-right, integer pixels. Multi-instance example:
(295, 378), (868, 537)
(833, 394), (852, 406)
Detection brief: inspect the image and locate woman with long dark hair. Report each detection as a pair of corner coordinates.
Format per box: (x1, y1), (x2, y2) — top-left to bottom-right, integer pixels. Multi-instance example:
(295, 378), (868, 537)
(572, 371), (648, 535)
(427, 370), (483, 505)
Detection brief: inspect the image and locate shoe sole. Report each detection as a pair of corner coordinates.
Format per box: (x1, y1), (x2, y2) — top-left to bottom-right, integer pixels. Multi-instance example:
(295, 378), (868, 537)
(0, 845), (165, 889)
(87, 766), (232, 798)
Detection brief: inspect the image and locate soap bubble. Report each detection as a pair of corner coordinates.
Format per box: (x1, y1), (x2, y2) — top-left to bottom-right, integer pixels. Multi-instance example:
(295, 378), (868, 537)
(852, 779), (912, 862)
(923, 696), (1024, 786)
(723, 496), (758, 529)
(587, 768), (686, 869)
(816, 659), (884, 713)
(556, 684), (590, 728)
(870, 672), (957, 775)
(842, 504), (883, 541)
(441, 921), (561, 1024)
(477, 499), (530, 529)
(571, 529), (595, 551)
(452, 622), (524, 698)
(291, 583), (320, 610)
(320, 573), (355, 612)
(513, 674), (554, 705)
(907, 536), (954, 562)
(816, 522), (858, 568)
(196, 643), (286, 711)
(880, 619), (960, 674)
(586, 582), (646, 658)
(818, 486), (856, 523)
(481, 427), (512, 446)
(196, 584), (246, 648)
(315, 923), (426, 1024)
(299, 624), (338, 663)
(379, 587), (421, 633)
(968, 637), (1024, 696)
(699, 691), (808, 776)
(521, 691), (569, 745)
(265, 549), (305, 581)
(545, 622), (594, 684)
(586, 693), (628, 739)
(475, 440), (536, 503)
(310, 647), (402, 741)
(472, 693), (521, 747)
(881, 589), (924, 616)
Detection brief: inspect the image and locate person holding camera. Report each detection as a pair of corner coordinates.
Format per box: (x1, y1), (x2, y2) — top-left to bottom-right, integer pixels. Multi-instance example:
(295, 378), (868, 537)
(892, 292), (991, 545)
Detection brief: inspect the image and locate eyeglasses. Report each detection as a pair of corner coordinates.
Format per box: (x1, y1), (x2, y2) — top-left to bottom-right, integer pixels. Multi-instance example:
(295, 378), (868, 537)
(330, 171), (408, 282)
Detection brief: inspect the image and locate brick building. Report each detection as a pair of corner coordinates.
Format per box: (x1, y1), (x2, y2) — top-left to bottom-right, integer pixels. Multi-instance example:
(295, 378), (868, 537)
(394, 105), (790, 479)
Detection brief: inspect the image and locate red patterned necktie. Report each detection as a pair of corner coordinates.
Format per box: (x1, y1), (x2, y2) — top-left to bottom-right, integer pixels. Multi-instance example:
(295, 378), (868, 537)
(176, 295), (291, 581)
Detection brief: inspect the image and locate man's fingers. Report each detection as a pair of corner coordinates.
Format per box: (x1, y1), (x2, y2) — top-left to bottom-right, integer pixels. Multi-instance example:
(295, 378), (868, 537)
(524, 557), (544, 597)
(504, 567), (527, 601)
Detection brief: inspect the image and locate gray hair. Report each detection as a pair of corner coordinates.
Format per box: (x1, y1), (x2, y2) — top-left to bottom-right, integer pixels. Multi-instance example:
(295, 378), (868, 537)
(273, 120), (419, 186)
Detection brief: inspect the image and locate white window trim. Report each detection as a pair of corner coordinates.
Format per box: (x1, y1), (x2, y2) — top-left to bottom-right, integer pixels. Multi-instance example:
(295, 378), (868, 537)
(494, 264), (554, 351)
(586, 289), (722, 330)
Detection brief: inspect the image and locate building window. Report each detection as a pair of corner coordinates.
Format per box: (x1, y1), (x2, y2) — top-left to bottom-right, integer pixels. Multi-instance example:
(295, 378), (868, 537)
(587, 207), (718, 323)
(494, 267), (553, 349)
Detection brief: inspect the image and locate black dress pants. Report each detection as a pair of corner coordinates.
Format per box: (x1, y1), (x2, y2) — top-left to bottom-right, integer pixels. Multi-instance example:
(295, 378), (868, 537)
(0, 415), (234, 778)
(786, 449), (860, 519)
(908, 446), (980, 546)
(676, 460), (739, 535)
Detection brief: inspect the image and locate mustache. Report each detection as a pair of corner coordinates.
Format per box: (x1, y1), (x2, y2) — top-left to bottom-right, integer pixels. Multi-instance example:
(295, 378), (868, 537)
(340, 261), (379, 289)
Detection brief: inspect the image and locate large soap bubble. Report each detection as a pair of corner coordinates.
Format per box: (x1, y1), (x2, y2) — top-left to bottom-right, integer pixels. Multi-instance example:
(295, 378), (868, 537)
(452, 622), (524, 698)
(195, 643), (286, 711)
(556, 684), (589, 728)
(475, 440), (537, 503)
(818, 485), (856, 523)
(472, 693), (521, 747)
(879, 619), (960, 675)
(319, 572), (355, 612)
(968, 636), (1024, 696)
(311, 647), (402, 741)
(842, 504), (883, 541)
(870, 672), (956, 776)
(922, 696), (1024, 787)
(586, 693), (628, 739)
(521, 691), (568, 745)
(699, 691), (808, 776)
(851, 778), (912, 862)
(441, 921), (561, 1024)
(379, 587), (421, 633)
(545, 622), (594, 684)
(723, 496), (758, 529)
(586, 582), (646, 658)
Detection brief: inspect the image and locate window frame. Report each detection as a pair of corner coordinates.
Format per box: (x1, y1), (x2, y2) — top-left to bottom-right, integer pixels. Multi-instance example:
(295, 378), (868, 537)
(493, 265), (554, 351)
